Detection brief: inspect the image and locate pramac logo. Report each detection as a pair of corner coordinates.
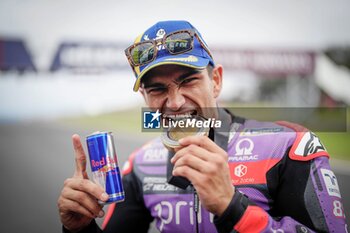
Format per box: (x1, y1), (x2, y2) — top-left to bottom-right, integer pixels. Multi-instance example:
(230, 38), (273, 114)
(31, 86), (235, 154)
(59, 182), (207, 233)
(229, 138), (258, 162)
(235, 138), (254, 155)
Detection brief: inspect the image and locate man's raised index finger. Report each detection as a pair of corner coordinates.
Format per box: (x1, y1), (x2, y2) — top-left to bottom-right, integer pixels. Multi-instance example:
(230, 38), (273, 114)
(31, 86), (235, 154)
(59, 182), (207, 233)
(72, 134), (87, 177)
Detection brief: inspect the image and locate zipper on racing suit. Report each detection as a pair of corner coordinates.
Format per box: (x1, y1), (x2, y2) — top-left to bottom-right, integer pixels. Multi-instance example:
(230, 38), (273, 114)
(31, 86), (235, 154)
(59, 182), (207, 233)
(194, 188), (199, 233)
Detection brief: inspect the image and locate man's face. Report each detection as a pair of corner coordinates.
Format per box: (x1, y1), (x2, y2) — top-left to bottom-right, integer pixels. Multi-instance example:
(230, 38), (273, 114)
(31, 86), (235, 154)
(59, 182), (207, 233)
(140, 64), (223, 120)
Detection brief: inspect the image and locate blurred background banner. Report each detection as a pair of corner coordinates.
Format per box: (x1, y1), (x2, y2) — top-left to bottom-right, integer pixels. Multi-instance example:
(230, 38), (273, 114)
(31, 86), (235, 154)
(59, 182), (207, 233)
(49, 41), (128, 73)
(0, 38), (37, 72)
(0, 0), (349, 232)
(212, 48), (315, 75)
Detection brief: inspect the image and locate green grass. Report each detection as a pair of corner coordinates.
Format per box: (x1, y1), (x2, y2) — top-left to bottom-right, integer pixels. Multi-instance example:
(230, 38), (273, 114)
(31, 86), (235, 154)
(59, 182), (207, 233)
(317, 132), (350, 160)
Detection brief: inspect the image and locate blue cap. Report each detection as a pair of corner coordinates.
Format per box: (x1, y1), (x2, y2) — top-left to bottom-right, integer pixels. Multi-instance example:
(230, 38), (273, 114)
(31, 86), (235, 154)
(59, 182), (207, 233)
(128, 20), (215, 91)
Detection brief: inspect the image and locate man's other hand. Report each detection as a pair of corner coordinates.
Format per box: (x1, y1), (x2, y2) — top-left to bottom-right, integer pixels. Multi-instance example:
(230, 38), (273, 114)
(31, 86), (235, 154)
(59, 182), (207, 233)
(171, 135), (235, 216)
(57, 134), (109, 232)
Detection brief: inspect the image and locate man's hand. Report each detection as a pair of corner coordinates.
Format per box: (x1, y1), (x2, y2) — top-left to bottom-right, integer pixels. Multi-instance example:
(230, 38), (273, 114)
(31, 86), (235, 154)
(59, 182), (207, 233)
(57, 134), (109, 232)
(171, 135), (234, 216)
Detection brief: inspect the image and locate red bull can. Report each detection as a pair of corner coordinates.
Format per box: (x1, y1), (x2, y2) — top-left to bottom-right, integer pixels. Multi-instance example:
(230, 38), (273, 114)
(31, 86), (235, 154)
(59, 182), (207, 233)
(86, 131), (125, 204)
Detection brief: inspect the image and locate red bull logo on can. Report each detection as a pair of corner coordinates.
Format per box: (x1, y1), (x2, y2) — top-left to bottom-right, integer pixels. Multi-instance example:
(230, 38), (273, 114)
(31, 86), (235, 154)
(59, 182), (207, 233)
(91, 156), (117, 172)
(86, 131), (125, 204)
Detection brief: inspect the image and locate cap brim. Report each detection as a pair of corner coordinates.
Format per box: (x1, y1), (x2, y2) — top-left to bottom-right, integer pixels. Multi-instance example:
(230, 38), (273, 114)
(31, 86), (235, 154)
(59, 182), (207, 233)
(133, 54), (210, 92)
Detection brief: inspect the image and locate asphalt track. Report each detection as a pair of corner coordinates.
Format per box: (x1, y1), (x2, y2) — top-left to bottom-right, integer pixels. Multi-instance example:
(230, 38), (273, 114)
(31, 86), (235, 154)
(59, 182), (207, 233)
(0, 122), (348, 233)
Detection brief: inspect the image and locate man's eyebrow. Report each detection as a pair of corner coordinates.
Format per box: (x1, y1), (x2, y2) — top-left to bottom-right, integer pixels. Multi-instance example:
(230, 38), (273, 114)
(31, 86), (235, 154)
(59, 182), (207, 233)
(142, 68), (203, 89)
(175, 69), (202, 83)
(143, 82), (166, 89)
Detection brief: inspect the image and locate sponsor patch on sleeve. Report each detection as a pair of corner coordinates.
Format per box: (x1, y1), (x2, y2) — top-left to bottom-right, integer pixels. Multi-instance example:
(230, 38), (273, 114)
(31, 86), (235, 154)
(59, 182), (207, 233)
(321, 168), (341, 198)
(289, 131), (329, 161)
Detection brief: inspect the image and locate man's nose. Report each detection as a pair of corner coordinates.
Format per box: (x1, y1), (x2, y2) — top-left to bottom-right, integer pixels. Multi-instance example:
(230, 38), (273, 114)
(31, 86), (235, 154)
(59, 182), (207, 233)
(166, 89), (185, 111)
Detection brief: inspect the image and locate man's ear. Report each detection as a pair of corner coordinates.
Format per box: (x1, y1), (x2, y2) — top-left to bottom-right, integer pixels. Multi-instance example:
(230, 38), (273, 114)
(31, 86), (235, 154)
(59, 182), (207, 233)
(211, 65), (223, 98)
(139, 87), (148, 104)
(139, 87), (148, 103)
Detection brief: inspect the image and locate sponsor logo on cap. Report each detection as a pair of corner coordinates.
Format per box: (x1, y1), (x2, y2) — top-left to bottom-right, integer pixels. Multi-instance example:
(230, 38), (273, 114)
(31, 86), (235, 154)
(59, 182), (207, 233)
(156, 29), (166, 40)
(165, 55), (198, 63)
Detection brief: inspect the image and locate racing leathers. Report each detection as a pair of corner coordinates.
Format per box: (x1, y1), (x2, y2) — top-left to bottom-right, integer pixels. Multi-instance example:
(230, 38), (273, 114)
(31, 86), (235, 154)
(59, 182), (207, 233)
(63, 109), (347, 233)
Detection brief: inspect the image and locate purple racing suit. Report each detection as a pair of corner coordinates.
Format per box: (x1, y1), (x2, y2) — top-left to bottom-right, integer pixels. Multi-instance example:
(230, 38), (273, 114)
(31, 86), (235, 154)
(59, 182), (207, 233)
(63, 109), (347, 233)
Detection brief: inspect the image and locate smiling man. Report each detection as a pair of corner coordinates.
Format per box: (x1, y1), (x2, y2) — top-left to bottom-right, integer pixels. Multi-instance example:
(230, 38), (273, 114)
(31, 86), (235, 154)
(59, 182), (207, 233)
(58, 20), (347, 233)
